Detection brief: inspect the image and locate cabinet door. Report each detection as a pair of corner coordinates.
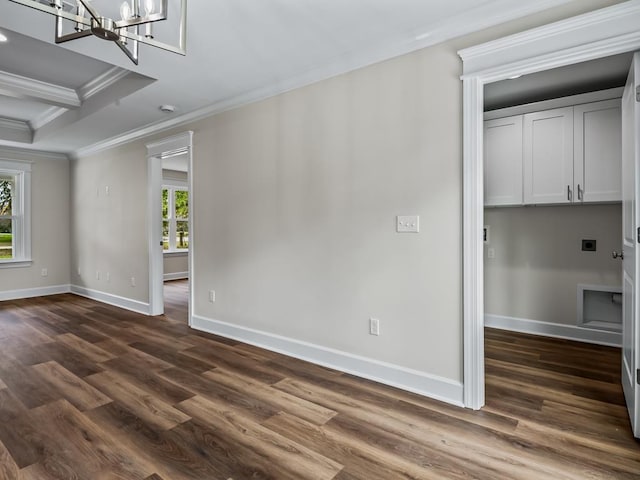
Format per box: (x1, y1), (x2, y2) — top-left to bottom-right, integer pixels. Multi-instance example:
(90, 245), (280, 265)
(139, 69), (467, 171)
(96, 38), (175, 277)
(574, 99), (622, 202)
(484, 116), (523, 206)
(523, 107), (574, 204)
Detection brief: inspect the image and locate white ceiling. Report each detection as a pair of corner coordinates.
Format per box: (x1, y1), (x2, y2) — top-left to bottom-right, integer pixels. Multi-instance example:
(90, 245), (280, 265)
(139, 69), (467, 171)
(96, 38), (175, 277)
(0, 0), (577, 155)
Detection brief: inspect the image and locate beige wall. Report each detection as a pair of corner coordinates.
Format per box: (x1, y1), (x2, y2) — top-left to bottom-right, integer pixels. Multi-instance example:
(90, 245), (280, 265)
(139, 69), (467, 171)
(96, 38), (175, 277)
(68, 0), (625, 386)
(164, 253), (188, 277)
(484, 204), (622, 325)
(190, 44), (463, 379)
(0, 149), (70, 292)
(70, 142), (149, 303)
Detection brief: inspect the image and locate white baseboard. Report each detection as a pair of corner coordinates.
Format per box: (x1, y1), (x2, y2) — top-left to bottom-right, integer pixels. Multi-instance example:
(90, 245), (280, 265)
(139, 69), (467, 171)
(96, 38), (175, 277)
(0, 284), (70, 301)
(70, 285), (151, 315)
(164, 272), (189, 281)
(485, 314), (621, 347)
(191, 314), (464, 407)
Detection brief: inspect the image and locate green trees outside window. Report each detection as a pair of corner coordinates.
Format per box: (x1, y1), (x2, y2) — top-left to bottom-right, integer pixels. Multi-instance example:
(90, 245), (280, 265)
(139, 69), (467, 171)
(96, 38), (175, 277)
(0, 178), (13, 259)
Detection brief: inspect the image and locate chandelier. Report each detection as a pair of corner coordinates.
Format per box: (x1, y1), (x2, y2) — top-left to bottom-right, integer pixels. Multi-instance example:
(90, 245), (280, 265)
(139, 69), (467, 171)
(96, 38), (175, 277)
(8, 0), (187, 65)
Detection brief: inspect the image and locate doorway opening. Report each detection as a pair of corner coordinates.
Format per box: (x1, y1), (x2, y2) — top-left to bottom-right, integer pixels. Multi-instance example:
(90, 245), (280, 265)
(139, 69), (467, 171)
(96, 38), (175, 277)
(146, 131), (194, 323)
(481, 54), (631, 418)
(458, 1), (640, 411)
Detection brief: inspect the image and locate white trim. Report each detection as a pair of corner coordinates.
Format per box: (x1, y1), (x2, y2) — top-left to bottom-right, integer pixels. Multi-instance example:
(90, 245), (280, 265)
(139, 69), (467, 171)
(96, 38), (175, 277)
(70, 285), (151, 315)
(146, 131), (193, 317)
(146, 132), (193, 158)
(0, 284), (70, 301)
(164, 271), (188, 281)
(73, 2), (573, 160)
(30, 106), (67, 131)
(77, 67), (130, 102)
(462, 76), (485, 410)
(191, 314), (464, 407)
(0, 260), (32, 268)
(0, 69), (80, 108)
(0, 118), (32, 144)
(485, 314), (621, 347)
(484, 87), (624, 120)
(459, 0), (640, 410)
(0, 146), (67, 162)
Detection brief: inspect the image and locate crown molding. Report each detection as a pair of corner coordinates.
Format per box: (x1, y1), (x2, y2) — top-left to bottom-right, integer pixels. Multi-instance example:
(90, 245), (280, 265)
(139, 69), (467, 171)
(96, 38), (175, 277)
(458, 0), (640, 76)
(0, 145), (68, 161)
(73, 0), (573, 158)
(77, 66), (130, 101)
(0, 118), (32, 144)
(29, 105), (67, 131)
(0, 70), (80, 109)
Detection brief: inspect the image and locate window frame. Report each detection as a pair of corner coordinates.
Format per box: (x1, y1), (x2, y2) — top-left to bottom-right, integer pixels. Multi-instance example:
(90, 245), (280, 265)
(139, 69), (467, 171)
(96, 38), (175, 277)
(0, 159), (31, 268)
(162, 183), (189, 254)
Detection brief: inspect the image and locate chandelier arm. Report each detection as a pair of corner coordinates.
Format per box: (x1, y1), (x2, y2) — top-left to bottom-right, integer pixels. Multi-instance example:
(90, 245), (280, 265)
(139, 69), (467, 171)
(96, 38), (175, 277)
(119, 29), (185, 56)
(114, 13), (167, 30)
(115, 39), (139, 65)
(76, 0), (101, 24)
(8, 0), (92, 27)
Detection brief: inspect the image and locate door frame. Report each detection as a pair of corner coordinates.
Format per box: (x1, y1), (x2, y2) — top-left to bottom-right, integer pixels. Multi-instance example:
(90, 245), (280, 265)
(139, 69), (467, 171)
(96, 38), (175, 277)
(458, 0), (640, 409)
(146, 131), (194, 318)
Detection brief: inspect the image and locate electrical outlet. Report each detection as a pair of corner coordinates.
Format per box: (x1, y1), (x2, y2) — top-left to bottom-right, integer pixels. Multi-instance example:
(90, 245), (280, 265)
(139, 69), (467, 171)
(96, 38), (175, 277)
(41, 268), (48, 277)
(487, 248), (495, 259)
(96, 270), (101, 280)
(209, 290), (216, 302)
(130, 276), (136, 287)
(106, 272), (110, 282)
(369, 317), (380, 336)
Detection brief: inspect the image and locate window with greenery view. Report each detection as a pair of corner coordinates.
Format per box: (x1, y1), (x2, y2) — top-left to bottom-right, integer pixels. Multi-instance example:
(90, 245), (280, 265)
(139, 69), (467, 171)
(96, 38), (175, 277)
(162, 186), (189, 251)
(0, 160), (31, 265)
(0, 176), (13, 260)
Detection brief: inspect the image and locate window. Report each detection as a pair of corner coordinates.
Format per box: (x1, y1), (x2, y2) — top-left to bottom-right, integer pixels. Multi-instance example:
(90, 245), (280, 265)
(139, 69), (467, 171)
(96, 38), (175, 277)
(0, 160), (31, 266)
(162, 186), (189, 252)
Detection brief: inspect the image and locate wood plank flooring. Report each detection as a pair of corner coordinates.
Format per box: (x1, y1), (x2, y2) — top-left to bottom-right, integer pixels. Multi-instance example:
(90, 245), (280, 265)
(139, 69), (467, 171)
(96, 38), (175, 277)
(0, 286), (638, 479)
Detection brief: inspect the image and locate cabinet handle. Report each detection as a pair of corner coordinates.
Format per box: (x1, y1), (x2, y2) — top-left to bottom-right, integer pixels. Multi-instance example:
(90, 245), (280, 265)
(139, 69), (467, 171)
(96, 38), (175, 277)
(567, 185), (572, 201)
(577, 184), (583, 201)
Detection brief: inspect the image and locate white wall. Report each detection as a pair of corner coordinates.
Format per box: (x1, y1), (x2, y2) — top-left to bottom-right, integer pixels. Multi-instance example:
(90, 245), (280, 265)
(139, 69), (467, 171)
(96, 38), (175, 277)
(484, 204), (622, 325)
(0, 148), (70, 296)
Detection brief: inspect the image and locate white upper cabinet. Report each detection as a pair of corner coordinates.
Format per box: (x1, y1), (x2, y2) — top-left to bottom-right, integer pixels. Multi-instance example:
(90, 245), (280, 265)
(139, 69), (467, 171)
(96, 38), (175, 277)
(484, 115), (523, 206)
(523, 107), (574, 205)
(484, 92), (623, 207)
(574, 99), (622, 203)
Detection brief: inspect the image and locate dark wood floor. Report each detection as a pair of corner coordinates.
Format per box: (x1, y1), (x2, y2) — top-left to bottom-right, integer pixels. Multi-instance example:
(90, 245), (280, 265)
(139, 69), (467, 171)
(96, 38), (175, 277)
(0, 289), (638, 479)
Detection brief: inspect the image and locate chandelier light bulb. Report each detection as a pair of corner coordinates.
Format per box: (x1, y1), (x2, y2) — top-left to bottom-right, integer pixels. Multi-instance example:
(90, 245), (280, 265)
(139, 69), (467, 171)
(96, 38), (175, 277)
(120, 1), (131, 21)
(144, 0), (155, 16)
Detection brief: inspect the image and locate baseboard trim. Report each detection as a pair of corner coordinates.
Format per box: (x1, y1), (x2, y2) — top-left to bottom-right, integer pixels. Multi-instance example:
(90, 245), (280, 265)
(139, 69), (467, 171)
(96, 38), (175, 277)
(0, 284), (70, 301)
(191, 314), (464, 407)
(70, 285), (151, 315)
(485, 314), (621, 347)
(163, 272), (189, 281)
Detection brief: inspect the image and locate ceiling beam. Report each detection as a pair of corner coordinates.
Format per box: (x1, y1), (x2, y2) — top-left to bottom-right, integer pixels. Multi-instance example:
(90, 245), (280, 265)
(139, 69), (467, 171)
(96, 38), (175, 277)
(0, 70), (80, 108)
(0, 118), (32, 144)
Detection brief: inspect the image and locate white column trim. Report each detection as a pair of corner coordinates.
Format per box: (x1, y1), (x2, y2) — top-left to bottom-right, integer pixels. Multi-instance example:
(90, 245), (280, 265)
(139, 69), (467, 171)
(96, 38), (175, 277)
(146, 131), (193, 316)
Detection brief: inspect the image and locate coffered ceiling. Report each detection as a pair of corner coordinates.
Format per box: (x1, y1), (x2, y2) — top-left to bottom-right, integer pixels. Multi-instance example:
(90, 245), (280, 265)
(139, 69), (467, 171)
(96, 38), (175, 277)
(0, 0), (576, 155)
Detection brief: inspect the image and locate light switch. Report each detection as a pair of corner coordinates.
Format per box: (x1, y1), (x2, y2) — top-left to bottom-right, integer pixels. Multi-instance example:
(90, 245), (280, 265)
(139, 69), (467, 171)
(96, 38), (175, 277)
(396, 215), (419, 233)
